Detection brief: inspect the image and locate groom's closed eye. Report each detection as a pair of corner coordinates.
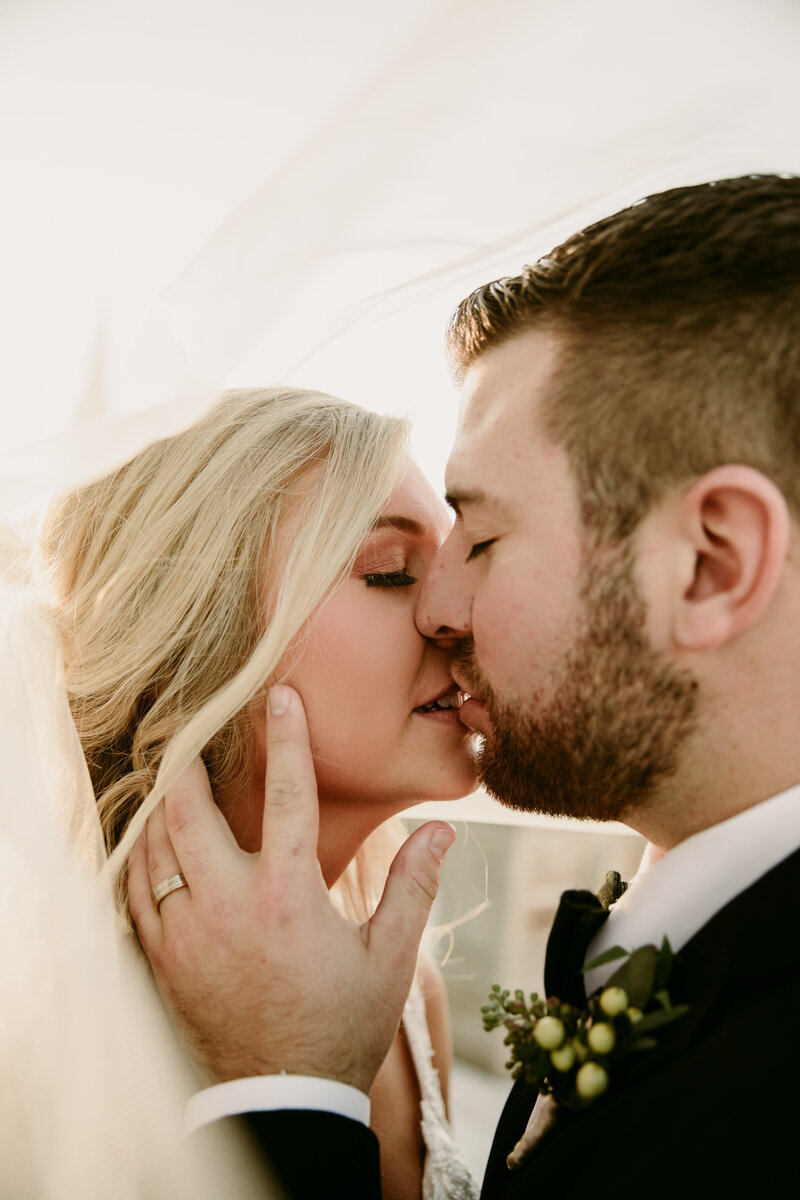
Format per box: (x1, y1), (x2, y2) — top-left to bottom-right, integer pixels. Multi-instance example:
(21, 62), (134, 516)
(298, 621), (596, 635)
(466, 539), (496, 561)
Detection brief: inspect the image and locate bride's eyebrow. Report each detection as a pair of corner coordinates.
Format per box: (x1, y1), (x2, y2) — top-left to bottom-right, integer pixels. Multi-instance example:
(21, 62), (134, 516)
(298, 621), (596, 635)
(370, 515), (424, 536)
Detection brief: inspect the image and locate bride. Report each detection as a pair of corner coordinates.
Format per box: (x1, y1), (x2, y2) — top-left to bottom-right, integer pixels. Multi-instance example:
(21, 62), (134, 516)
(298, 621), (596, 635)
(40, 385), (480, 1200)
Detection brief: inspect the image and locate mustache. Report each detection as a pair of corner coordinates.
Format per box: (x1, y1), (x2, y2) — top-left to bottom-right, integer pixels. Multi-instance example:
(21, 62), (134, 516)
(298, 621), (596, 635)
(447, 639), (490, 698)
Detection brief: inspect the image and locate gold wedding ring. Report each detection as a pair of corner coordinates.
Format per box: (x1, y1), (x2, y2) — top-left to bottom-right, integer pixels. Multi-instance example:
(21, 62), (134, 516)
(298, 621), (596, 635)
(151, 872), (189, 909)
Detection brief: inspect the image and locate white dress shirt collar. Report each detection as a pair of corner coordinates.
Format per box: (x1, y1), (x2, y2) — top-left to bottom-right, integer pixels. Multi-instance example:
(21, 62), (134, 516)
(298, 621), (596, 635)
(583, 782), (800, 995)
(185, 1074), (370, 1134)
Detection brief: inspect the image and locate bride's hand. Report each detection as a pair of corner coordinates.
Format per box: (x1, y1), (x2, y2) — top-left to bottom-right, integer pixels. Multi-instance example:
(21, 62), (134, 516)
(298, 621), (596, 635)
(127, 685), (455, 1095)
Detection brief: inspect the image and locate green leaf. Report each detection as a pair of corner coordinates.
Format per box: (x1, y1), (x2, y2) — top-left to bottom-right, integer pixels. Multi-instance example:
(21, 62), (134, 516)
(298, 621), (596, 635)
(606, 944), (657, 1007)
(582, 945), (630, 973)
(629, 1004), (690, 1036)
(628, 1035), (659, 1052)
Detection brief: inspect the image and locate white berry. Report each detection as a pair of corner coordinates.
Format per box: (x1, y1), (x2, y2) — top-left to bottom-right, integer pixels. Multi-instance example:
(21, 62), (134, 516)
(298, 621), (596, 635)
(599, 986), (629, 1016)
(533, 1016), (565, 1050)
(587, 1022), (616, 1055)
(576, 1061), (609, 1099)
(550, 1043), (576, 1072)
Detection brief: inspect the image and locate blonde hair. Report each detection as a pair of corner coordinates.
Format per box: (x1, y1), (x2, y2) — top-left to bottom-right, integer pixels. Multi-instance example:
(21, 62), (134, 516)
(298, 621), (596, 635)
(41, 387), (410, 909)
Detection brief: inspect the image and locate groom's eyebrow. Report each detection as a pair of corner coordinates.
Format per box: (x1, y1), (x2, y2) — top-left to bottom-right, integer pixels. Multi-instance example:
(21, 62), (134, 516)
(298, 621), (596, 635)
(445, 487), (505, 517)
(444, 488), (481, 514)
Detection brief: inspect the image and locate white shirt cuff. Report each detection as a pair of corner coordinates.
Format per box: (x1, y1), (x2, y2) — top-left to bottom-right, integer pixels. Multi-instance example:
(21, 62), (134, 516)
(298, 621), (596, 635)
(185, 1075), (371, 1134)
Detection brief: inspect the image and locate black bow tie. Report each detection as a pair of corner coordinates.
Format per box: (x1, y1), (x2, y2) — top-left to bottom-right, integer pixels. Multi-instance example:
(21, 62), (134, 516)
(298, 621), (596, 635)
(543, 870), (628, 1004)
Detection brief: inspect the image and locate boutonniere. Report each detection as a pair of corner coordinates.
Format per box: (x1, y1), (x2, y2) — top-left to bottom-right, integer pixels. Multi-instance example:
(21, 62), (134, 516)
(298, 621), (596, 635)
(482, 939), (689, 1168)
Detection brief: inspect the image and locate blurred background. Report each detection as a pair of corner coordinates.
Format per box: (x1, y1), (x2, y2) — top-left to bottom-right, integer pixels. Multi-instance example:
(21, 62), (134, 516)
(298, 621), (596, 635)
(2, 0), (798, 1181)
(411, 814), (645, 1177)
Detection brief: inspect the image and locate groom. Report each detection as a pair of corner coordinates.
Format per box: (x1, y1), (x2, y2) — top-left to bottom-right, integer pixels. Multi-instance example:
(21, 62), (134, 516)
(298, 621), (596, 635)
(136, 175), (800, 1195)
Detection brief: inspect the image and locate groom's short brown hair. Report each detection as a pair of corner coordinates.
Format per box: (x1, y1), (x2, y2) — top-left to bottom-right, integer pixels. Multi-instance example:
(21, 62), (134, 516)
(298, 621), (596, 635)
(447, 175), (800, 539)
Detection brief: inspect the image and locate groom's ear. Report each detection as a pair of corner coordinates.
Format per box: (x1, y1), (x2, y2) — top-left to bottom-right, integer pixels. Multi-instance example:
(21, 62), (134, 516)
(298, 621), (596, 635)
(647, 466), (791, 652)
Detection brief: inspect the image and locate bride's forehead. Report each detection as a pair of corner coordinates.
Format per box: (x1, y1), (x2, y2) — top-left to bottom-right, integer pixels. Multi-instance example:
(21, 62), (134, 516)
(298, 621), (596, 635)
(382, 462), (450, 534)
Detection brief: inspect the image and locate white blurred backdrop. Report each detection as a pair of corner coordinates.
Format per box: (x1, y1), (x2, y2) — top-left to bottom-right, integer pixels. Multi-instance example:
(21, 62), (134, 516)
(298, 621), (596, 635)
(2, 0), (798, 517)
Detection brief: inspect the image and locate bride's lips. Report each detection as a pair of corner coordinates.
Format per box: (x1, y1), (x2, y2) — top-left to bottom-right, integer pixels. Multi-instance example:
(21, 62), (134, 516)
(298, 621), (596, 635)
(412, 684), (468, 728)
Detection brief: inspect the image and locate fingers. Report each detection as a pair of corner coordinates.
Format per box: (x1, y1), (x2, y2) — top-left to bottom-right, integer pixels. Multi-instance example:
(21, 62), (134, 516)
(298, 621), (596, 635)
(128, 827), (161, 945)
(261, 686), (323, 885)
(147, 799), (185, 896)
(131, 757), (236, 939)
(367, 821), (456, 971)
(162, 755), (238, 884)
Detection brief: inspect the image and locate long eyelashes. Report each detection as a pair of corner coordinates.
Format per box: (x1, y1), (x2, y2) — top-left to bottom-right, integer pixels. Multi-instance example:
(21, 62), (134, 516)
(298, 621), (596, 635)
(466, 539), (496, 562)
(364, 570), (418, 588)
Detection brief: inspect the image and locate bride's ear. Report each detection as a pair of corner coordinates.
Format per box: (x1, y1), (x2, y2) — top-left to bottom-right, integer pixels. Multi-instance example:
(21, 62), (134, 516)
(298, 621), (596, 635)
(671, 466), (790, 651)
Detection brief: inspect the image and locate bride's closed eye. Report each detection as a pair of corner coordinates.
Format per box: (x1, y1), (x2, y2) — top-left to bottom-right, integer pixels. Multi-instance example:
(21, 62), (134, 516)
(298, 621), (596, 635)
(364, 570), (418, 588)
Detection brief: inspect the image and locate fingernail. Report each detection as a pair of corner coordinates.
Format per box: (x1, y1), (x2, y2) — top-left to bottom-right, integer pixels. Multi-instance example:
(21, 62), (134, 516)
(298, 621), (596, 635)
(268, 685), (291, 716)
(429, 825), (456, 863)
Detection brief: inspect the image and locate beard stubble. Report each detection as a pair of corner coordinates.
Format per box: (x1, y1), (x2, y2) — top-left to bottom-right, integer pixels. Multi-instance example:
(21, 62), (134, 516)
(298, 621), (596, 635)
(452, 541), (699, 823)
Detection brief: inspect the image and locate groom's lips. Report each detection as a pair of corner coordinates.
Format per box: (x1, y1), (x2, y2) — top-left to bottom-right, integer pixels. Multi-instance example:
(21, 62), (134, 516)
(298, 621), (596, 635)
(457, 695), (491, 731)
(452, 676), (492, 733)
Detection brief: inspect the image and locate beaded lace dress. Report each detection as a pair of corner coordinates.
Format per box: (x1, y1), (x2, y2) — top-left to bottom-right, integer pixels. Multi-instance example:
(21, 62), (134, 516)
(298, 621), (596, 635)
(402, 981), (480, 1200)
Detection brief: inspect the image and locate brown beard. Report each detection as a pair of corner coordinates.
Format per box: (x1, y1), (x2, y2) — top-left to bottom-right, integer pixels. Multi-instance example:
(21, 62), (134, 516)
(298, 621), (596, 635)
(451, 541), (699, 822)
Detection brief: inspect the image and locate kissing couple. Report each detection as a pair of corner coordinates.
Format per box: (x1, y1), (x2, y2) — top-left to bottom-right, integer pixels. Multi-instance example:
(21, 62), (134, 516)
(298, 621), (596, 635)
(48, 173), (800, 1197)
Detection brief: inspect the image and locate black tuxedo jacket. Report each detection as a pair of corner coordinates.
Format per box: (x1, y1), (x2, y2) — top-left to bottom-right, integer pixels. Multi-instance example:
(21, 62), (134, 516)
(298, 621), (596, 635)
(239, 845), (800, 1199)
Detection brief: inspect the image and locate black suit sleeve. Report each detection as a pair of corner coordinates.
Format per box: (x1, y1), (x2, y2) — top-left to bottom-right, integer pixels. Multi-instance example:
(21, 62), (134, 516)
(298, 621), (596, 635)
(240, 1109), (382, 1200)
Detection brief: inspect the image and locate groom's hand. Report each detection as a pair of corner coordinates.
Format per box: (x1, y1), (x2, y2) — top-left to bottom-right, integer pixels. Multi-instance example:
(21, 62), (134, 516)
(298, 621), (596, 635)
(128, 685), (456, 1095)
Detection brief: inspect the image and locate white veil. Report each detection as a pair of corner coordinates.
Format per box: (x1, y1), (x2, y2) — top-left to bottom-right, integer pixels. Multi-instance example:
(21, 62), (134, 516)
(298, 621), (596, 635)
(0, 0), (798, 1193)
(2, 0), (798, 509)
(0, 585), (269, 1198)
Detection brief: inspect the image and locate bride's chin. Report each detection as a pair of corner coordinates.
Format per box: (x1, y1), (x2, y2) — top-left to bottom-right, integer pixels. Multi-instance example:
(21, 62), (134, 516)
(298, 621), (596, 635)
(417, 756), (480, 804)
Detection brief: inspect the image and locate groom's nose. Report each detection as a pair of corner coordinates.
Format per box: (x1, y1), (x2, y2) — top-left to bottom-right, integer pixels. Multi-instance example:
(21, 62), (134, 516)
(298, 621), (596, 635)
(415, 530), (472, 643)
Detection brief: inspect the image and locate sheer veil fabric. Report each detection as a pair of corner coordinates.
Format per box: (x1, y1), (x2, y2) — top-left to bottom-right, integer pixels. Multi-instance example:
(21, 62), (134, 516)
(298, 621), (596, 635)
(2, 0), (798, 511)
(1, 0), (799, 1194)
(0, 584), (268, 1198)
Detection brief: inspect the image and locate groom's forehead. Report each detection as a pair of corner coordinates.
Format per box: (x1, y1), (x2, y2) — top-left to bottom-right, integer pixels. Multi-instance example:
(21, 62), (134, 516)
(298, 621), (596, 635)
(455, 328), (556, 433)
(447, 331), (577, 521)
(451, 371), (536, 479)
(445, 411), (523, 511)
(447, 405), (516, 504)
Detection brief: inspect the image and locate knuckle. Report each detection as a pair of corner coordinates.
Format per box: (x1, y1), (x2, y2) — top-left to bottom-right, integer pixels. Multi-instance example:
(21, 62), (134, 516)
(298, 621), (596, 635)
(165, 794), (193, 836)
(266, 725), (301, 746)
(164, 938), (191, 978)
(265, 778), (303, 811)
(163, 923), (204, 975)
(146, 846), (167, 876)
(406, 870), (438, 908)
(258, 877), (302, 925)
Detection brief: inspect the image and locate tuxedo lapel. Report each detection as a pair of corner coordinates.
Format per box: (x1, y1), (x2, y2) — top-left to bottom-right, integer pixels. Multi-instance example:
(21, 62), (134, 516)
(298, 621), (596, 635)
(480, 1075), (539, 1200)
(481, 880), (612, 1197)
(480, 844), (800, 1199)
(543, 888), (610, 1004)
(665, 839), (800, 1020)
